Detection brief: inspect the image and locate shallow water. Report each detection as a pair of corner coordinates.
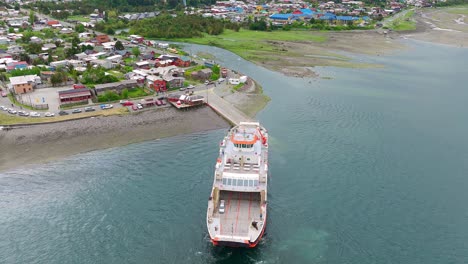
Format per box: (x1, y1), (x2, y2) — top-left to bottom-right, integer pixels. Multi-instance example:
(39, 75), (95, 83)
(1, 40), (468, 263)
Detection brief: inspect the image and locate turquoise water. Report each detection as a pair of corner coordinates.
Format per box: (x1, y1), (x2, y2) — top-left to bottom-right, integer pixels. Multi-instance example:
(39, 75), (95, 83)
(1, 40), (468, 263)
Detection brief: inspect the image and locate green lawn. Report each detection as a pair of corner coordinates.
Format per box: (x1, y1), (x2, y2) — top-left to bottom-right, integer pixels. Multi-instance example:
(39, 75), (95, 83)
(390, 10), (416, 31)
(68, 15), (90, 22)
(175, 29), (327, 60)
(447, 6), (468, 15)
(127, 87), (149, 98)
(107, 71), (125, 80)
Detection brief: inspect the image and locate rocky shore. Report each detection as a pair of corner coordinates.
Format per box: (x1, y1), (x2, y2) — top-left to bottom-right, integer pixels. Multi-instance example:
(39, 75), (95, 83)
(0, 106), (229, 172)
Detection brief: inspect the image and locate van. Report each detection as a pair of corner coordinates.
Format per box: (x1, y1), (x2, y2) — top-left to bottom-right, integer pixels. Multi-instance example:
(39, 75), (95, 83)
(219, 200), (225, 214)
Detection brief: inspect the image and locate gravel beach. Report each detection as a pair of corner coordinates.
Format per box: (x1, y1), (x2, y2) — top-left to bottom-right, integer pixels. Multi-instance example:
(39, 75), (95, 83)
(0, 106), (229, 172)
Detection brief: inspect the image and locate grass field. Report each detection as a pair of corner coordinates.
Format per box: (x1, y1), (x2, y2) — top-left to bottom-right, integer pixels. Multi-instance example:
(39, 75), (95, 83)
(447, 6), (468, 15)
(68, 15), (90, 22)
(176, 29), (327, 60)
(0, 108), (128, 126)
(391, 10), (417, 31)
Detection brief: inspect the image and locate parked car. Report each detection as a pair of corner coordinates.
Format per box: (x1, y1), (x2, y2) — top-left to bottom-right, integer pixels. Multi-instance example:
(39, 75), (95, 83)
(100, 104), (113, 109)
(155, 99), (162, 106)
(8, 109), (17, 114)
(18, 111), (29, 116)
(1, 91), (7, 97)
(72, 109), (82, 114)
(121, 101), (134, 106)
(131, 105), (138, 111)
(0, 106), (6, 111)
(187, 85), (195, 89)
(161, 99), (167, 106)
(219, 200), (225, 214)
(137, 103), (143, 109)
(58, 110), (69, 116)
(30, 112), (41, 117)
(204, 80), (210, 85)
(44, 112), (55, 117)
(84, 107), (95, 112)
(179, 87), (186, 91)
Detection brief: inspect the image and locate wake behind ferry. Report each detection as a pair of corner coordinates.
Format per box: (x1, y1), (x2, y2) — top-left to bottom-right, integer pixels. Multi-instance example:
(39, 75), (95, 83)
(207, 122), (269, 247)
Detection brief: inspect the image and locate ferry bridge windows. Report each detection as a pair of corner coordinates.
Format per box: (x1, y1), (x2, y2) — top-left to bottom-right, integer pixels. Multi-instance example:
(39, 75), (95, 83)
(234, 144), (254, 149)
(222, 178), (259, 187)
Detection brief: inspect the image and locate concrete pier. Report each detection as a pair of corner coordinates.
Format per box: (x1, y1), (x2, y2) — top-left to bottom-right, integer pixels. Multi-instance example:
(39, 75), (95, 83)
(204, 89), (252, 126)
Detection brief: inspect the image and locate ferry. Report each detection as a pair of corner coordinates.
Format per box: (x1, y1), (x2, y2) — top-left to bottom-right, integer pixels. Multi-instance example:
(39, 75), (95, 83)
(206, 122), (269, 247)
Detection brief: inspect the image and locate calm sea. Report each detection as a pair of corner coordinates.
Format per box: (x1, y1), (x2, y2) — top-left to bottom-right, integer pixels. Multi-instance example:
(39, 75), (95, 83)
(1, 40), (468, 264)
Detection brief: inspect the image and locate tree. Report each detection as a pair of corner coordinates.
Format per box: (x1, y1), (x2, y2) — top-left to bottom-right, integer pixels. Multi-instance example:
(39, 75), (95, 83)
(19, 53), (31, 64)
(29, 10), (36, 25)
(51, 71), (68, 86)
(75, 23), (85, 33)
(115, 40), (125, 50)
(26, 43), (42, 54)
(132, 46), (141, 57)
(121, 88), (129, 99)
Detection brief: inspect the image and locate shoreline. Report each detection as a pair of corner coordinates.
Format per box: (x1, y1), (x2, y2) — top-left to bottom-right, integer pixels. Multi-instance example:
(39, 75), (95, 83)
(0, 106), (229, 172)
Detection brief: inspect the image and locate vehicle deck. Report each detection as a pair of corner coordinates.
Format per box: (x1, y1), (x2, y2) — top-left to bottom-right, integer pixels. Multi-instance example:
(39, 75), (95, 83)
(216, 191), (261, 237)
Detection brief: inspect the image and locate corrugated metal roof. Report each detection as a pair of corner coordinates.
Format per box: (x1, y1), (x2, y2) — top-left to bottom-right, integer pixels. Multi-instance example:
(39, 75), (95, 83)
(269, 13), (293, 20)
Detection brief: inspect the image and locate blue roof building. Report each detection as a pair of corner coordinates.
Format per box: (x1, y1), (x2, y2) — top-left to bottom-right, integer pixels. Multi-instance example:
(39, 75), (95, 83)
(269, 14), (294, 20)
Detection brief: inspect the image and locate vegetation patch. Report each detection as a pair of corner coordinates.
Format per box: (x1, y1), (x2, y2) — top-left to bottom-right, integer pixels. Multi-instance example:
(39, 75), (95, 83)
(176, 29), (326, 62)
(389, 10), (416, 31)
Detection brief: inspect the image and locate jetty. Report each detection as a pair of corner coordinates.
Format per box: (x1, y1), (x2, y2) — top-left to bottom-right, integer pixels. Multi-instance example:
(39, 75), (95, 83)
(204, 89), (252, 126)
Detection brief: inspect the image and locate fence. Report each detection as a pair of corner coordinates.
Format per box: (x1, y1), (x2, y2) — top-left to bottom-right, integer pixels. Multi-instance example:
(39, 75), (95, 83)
(15, 95), (49, 110)
(35, 81), (74, 89)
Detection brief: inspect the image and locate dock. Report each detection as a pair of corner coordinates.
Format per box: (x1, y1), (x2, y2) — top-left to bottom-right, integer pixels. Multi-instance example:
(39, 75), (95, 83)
(205, 89), (252, 126)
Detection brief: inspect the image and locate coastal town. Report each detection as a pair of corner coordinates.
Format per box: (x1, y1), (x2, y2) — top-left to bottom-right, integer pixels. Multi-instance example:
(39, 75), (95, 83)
(0, 16), (257, 123)
(0, 0), (443, 124)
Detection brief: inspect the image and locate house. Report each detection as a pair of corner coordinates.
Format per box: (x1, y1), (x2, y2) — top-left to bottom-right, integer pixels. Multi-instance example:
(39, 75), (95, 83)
(60, 28), (74, 34)
(7, 45), (24, 54)
(91, 59), (114, 69)
(156, 59), (173, 67)
(6, 61), (28, 71)
(0, 37), (9, 45)
(106, 55), (122, 63)
(9, 75), (40, 94)
(58, 88), (92, 105)
(102, 41), (116, 52)
(269, 13), (293, 24)
(192, 68), (213, 80)
(42, 43), (57, 51)
(140, 52), (154, 60)
(30, 36), (42, 44)
(135, 61), (150, 69)
(147, 75), (167, 92)
(95, 35), (111, 45)
(175, 56), (191, 67)
(115, 49), (132, 58)
(68, 59), (85, 68)
(78, 32), (92, 38)
(163, 75), (184, 88)
(40, 71), (55, 82)
(50, 60), (69, 68)
(158, 43), (169, 49)
(46, 20), (61, 27)
(94, 79), (138, 96)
